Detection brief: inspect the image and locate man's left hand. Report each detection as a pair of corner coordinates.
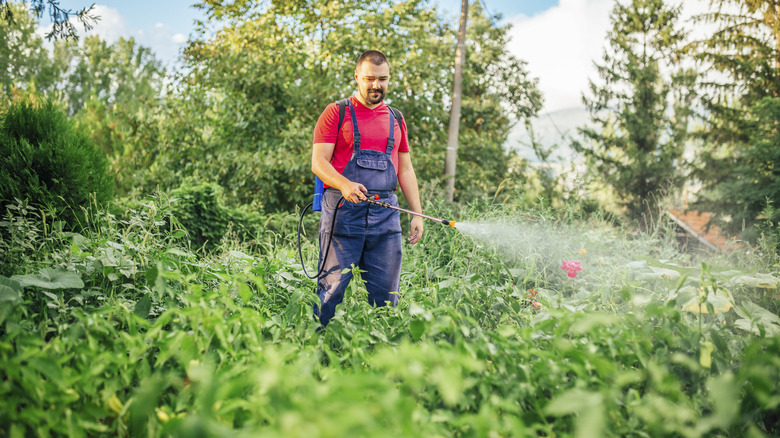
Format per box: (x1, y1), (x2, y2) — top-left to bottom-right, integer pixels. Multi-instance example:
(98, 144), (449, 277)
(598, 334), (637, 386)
(409, 217), (424, 245)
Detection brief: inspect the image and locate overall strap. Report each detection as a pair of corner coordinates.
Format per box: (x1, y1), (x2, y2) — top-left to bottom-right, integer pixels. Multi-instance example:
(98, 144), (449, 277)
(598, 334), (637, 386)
(385, 108), (395, 154)
(341, 98), (400, 155)
(346, 99), (361, 153)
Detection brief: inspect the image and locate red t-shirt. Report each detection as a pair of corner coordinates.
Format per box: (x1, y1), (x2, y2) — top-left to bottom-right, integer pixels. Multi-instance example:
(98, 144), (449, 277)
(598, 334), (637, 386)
(313, 96), (409, 185)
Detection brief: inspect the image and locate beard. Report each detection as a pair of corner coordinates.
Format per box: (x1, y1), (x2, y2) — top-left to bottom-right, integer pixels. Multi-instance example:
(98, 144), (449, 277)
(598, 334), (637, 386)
(363, 88), (385, 105)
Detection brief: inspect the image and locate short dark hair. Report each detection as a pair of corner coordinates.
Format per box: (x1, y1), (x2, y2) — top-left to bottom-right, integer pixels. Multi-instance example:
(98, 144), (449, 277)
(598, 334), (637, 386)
(356, 50), (389, 69)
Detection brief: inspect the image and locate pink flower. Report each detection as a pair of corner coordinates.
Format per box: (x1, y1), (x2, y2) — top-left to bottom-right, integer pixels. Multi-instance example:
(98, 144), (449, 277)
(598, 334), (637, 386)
(532, 300), (542, 310)
(561, 260), (583, 278)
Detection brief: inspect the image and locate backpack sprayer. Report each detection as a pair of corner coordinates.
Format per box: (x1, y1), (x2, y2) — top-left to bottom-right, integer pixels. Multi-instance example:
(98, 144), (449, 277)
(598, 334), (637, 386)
(298, 176), (456, 279)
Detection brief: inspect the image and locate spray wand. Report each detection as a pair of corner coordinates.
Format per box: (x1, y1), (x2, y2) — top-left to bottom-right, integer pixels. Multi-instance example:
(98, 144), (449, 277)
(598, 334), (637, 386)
(364, 194), (457, 228)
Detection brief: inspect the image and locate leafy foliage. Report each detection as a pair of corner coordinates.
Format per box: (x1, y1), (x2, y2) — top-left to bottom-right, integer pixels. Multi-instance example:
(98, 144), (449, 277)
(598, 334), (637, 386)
(55, 35), (166, 116)
(0, 99), (113, 230)
(1, 196), (779, 436)
(1, 5), (166, 194)
(129, 0), (542, 211)
(0, 2), (62, 98)
(169, 182), (231, 251)
(168, 181), (269, 252)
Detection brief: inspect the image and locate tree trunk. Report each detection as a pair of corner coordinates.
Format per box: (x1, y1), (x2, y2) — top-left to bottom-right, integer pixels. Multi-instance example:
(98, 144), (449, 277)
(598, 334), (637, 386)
(444, 0), (468, 202)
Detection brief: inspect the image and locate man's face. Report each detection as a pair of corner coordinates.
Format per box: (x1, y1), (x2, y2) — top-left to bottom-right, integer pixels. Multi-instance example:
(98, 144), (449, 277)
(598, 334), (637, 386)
(355, 60), (390, 106)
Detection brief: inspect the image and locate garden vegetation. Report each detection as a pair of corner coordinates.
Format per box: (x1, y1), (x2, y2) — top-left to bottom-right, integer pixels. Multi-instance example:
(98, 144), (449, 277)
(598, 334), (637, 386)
(1, 0), (780, 436)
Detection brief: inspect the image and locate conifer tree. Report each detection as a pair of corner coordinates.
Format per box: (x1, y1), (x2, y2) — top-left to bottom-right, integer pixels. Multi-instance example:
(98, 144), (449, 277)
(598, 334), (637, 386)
(573, 0), (695, 225)
(686, 0), (780, 237)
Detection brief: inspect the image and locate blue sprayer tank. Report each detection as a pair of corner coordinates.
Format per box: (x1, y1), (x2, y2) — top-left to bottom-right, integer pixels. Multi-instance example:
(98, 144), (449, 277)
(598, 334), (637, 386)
(313, 175), (324, 212)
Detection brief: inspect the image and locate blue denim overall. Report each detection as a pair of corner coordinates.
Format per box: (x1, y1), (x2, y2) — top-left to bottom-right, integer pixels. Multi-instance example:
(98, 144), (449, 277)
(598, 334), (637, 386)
(315, 99), (402, 327)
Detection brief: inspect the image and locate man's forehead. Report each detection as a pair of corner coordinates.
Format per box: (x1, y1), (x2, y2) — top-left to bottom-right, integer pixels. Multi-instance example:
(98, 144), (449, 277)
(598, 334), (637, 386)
(356, 61), (390, 76)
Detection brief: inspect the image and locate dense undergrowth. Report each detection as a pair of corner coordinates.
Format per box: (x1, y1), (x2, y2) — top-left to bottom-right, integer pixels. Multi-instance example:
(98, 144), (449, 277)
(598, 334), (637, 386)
(1, 195), (779, 437)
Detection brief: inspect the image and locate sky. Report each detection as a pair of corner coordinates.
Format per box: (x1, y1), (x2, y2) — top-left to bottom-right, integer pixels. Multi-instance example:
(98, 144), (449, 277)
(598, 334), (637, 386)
(43, 0), (714, 162)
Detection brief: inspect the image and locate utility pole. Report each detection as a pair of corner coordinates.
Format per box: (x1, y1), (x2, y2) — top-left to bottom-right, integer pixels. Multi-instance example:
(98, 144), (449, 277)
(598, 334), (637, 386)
(444, 0), (468, 202)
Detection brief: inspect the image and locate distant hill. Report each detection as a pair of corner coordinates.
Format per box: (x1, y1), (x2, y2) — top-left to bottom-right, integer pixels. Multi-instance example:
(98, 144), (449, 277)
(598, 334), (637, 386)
(505, 106), (590, 165)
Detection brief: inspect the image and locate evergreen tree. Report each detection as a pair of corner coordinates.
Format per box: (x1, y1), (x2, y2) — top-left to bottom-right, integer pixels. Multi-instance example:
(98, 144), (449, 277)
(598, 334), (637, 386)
(573, 0), (695, 225)
(686, 0), (780, 237)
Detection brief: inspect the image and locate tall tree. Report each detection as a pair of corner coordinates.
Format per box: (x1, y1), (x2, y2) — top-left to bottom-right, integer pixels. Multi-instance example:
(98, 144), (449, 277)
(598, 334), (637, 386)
(573, 0), (695, 225)
(136, 0), (541, 211)
(55, 35), (165, 115)
(0, 2), (62, 100)
(686, 0), (780, 237)
(453, 1), (542, 202)
(171, 0), (453, 211)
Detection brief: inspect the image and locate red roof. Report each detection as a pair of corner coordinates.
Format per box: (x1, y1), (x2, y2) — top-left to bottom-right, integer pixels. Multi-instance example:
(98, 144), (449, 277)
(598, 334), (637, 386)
(667, 209), (730, 251)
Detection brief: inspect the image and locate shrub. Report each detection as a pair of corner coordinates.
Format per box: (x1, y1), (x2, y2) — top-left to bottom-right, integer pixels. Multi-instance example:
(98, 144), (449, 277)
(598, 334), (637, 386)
(169, 182), (231, 251)
(0, 99), (113, 229)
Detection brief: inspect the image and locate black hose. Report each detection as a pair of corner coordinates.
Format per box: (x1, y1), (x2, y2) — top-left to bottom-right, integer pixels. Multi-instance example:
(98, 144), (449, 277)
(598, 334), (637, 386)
(297, 197), (343, 279)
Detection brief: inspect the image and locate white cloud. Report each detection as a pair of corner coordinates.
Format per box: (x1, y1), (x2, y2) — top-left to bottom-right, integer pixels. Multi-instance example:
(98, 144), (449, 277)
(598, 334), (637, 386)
(172, 33), (187, 44)
(82, 5), (131, 44)
(506, 0), (715, 115)
(506, 0), (613, 114)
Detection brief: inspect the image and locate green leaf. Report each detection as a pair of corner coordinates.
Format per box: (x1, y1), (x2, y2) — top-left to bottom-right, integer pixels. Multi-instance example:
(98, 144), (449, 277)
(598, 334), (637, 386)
(569, 313), (619, 335)
(12, 268), (84, 290)
(734, 300), (780, 335)
(27, 356), (64, 389)
(0, 276), (22, 302)
(238, 282), (252, 303)
(145, 265), (159, 285)
(730, 273), (779, 290)
(409, 319), (426, 341)
(134, 295), (151, 318)
(229, 250), (254, 261)
(545, 389), (603, 416)
(0, 276), (22, 325)
(166, 248), (192, 258)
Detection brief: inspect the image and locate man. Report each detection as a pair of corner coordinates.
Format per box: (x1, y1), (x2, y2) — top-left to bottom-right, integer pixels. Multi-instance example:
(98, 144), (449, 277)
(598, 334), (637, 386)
(311, 50), (424, 327)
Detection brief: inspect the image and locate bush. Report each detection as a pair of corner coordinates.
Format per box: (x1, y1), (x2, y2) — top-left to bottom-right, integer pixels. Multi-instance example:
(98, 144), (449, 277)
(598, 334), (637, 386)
(169, 181), (277, 251)
(169, 182), (232, 251)
(0, 99), (113, 229)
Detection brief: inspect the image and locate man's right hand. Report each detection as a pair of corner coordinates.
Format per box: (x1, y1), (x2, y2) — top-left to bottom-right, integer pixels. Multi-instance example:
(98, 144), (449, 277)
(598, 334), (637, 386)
(341, 181), (368, 203)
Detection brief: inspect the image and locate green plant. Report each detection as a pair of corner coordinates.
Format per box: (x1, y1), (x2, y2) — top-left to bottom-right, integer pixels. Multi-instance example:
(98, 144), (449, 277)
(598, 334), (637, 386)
(168, 181), (231, 251)
(0, 98), (113, 230)
(2, 194), (780, 437)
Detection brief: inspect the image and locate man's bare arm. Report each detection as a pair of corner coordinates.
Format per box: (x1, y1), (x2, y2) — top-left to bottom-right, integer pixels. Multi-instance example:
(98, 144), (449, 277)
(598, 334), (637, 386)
(398, 151), (424, 244)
